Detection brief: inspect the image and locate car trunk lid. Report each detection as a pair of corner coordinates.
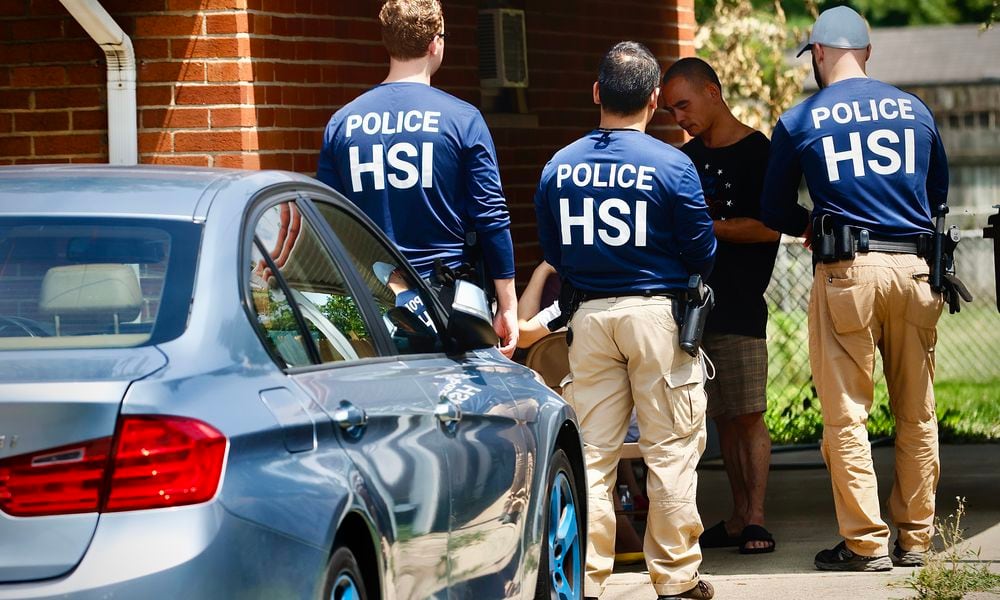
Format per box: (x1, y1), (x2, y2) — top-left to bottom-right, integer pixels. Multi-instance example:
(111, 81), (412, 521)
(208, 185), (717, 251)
(0, 347), (166, 583)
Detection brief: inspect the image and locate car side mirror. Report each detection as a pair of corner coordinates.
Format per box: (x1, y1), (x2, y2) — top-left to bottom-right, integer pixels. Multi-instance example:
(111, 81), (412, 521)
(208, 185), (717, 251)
(445, 280), (499, 352)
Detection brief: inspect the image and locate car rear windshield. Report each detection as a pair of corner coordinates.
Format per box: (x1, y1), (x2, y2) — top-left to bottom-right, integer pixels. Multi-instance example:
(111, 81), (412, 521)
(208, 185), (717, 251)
(0, 217), (201, 350)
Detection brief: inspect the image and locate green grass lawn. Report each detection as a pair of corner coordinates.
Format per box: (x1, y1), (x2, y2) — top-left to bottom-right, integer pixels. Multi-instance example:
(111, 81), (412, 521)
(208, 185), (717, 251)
(764, 379), (1000, 445)
(934, 380), (1000, 442)
(763, 301), (1000, 445)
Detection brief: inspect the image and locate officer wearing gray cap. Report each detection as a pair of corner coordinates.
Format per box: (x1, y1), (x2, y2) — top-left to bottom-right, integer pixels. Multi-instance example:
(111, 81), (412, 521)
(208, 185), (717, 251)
(795, 6), (869, 54)
(761, 6), (950, 572)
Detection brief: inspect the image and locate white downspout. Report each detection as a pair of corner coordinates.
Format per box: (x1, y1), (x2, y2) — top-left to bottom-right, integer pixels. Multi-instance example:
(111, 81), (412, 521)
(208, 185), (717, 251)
(59, 0), (137, 165)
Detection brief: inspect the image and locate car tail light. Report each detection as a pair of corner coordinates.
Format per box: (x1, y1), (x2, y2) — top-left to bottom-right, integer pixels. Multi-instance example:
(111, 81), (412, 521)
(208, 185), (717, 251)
(0, 416), (227, 517)
(0, 438), (112, 516)
(104, 416), (227, 512)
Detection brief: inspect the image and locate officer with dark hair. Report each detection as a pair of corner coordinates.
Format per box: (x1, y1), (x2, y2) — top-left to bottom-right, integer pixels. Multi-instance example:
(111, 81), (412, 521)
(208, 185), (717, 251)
(535, 41), (717, 600)
(761, 6), (950, 572)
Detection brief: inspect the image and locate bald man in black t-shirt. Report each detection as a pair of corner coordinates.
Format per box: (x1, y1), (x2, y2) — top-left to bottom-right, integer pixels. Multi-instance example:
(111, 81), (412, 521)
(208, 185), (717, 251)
(662, 57), (804, 556)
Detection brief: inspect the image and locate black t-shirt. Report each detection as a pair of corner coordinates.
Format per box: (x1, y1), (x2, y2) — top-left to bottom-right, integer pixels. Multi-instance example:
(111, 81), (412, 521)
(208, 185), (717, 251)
(682, 131), (777, 338)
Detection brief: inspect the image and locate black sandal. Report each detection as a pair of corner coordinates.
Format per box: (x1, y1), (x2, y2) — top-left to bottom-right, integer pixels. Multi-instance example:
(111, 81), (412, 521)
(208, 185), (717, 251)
(699, 520), (741, 548)
(739, 524), (776, 554)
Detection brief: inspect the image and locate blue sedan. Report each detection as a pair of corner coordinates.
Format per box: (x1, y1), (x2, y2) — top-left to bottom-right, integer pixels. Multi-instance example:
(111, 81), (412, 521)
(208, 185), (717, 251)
(0, 165), (585, 600)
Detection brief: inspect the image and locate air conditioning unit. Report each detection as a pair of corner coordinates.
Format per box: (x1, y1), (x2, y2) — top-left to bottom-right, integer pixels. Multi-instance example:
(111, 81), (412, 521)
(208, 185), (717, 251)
(478, 9), (528, 88)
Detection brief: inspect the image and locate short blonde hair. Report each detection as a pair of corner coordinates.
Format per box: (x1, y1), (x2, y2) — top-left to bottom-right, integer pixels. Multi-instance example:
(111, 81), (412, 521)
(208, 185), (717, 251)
(379, 0), (443, 60)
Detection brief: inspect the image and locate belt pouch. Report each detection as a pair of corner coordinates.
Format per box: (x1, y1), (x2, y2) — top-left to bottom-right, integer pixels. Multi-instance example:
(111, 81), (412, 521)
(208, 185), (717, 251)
(818, 234), (836, 262)
(836, 225), (855, 260)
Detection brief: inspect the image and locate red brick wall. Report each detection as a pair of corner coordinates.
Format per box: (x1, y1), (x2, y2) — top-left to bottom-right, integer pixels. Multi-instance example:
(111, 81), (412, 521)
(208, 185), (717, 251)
(0, 0), (692, 278)
(241, 1), (386, 171)
(0, 1), (106, 164)
(1, 1), (402, 169)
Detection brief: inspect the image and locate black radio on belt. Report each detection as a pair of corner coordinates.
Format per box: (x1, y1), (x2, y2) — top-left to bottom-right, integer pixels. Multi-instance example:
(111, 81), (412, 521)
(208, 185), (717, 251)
(814, 215), (859, 263)
(815, 215), (836, 261)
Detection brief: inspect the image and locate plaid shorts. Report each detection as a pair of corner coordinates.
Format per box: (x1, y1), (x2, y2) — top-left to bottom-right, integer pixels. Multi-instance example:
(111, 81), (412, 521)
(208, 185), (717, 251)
(702, 332), (768, 418)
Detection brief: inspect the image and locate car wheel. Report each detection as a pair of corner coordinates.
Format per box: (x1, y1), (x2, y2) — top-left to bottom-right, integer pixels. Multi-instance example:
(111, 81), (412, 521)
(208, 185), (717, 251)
(323, 546), (368, 600)
(535, 448), (584, 600)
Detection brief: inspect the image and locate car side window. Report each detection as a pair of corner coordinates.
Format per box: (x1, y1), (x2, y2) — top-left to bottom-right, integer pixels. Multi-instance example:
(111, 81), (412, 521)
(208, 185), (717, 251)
(248, 201), (377, 367)
(311, 201), (443, 356)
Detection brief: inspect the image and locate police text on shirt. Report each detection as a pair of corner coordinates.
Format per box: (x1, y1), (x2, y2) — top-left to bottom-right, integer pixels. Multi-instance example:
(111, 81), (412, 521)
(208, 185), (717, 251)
(811, 98), (916, 182)
(555, 162), (654, 247)
(344, 110), (441, 192)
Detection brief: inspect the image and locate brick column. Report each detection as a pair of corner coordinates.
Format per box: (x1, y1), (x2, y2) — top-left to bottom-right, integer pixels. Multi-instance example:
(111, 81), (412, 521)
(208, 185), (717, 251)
(137, 2), (258, 167)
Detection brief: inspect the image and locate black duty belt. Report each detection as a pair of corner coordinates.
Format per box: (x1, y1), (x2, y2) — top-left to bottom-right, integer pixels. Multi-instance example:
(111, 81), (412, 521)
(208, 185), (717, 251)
(577, 288), (683, 302)
(813, 215), (930, 263)
(854, 233), (922, 255)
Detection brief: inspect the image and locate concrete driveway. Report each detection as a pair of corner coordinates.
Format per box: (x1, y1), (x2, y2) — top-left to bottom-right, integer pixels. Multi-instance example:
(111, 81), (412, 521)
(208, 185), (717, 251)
(601, 444), (1000, 599)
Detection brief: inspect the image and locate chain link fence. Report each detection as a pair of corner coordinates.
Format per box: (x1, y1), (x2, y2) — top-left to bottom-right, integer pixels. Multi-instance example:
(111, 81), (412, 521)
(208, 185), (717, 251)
(763, 232), (1000, 443)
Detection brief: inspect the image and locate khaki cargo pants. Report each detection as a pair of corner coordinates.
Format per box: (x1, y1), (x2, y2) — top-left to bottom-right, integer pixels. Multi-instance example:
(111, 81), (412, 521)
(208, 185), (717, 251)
(564, 296), (706, 598)
(810, 253), (944, 556)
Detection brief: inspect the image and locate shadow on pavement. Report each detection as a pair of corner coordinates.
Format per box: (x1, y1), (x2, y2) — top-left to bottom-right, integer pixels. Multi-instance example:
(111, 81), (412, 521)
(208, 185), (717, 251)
(615, 444), (1000, 579)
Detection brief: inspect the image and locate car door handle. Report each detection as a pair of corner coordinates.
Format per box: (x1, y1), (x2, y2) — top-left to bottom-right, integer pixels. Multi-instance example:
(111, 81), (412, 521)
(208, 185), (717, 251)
(333, 400), (367, 435)
(434, 398), (462, 426)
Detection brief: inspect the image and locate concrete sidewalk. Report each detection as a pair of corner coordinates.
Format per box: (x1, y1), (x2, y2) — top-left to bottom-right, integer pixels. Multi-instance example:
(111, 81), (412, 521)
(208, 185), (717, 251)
(601, 444), (1000, 599)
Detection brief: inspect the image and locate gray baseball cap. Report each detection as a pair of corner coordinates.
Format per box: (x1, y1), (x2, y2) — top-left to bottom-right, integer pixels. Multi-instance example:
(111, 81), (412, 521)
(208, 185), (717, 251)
(796, 6), (871, 57)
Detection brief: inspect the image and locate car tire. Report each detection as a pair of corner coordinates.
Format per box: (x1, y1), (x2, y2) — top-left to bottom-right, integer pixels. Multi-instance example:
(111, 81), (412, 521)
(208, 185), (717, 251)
(534, 448), (584, 600)
(323, 545), (368, 600)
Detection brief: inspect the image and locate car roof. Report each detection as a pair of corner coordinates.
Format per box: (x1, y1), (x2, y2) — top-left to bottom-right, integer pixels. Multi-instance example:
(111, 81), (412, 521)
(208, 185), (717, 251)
(0, 164), (320, 221)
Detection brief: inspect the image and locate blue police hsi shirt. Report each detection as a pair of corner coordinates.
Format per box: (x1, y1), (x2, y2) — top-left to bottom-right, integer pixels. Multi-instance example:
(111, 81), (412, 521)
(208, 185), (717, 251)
(761, 78), (949, 238)
(317, 82), (514, 280)
(534, 129), (716, 293)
